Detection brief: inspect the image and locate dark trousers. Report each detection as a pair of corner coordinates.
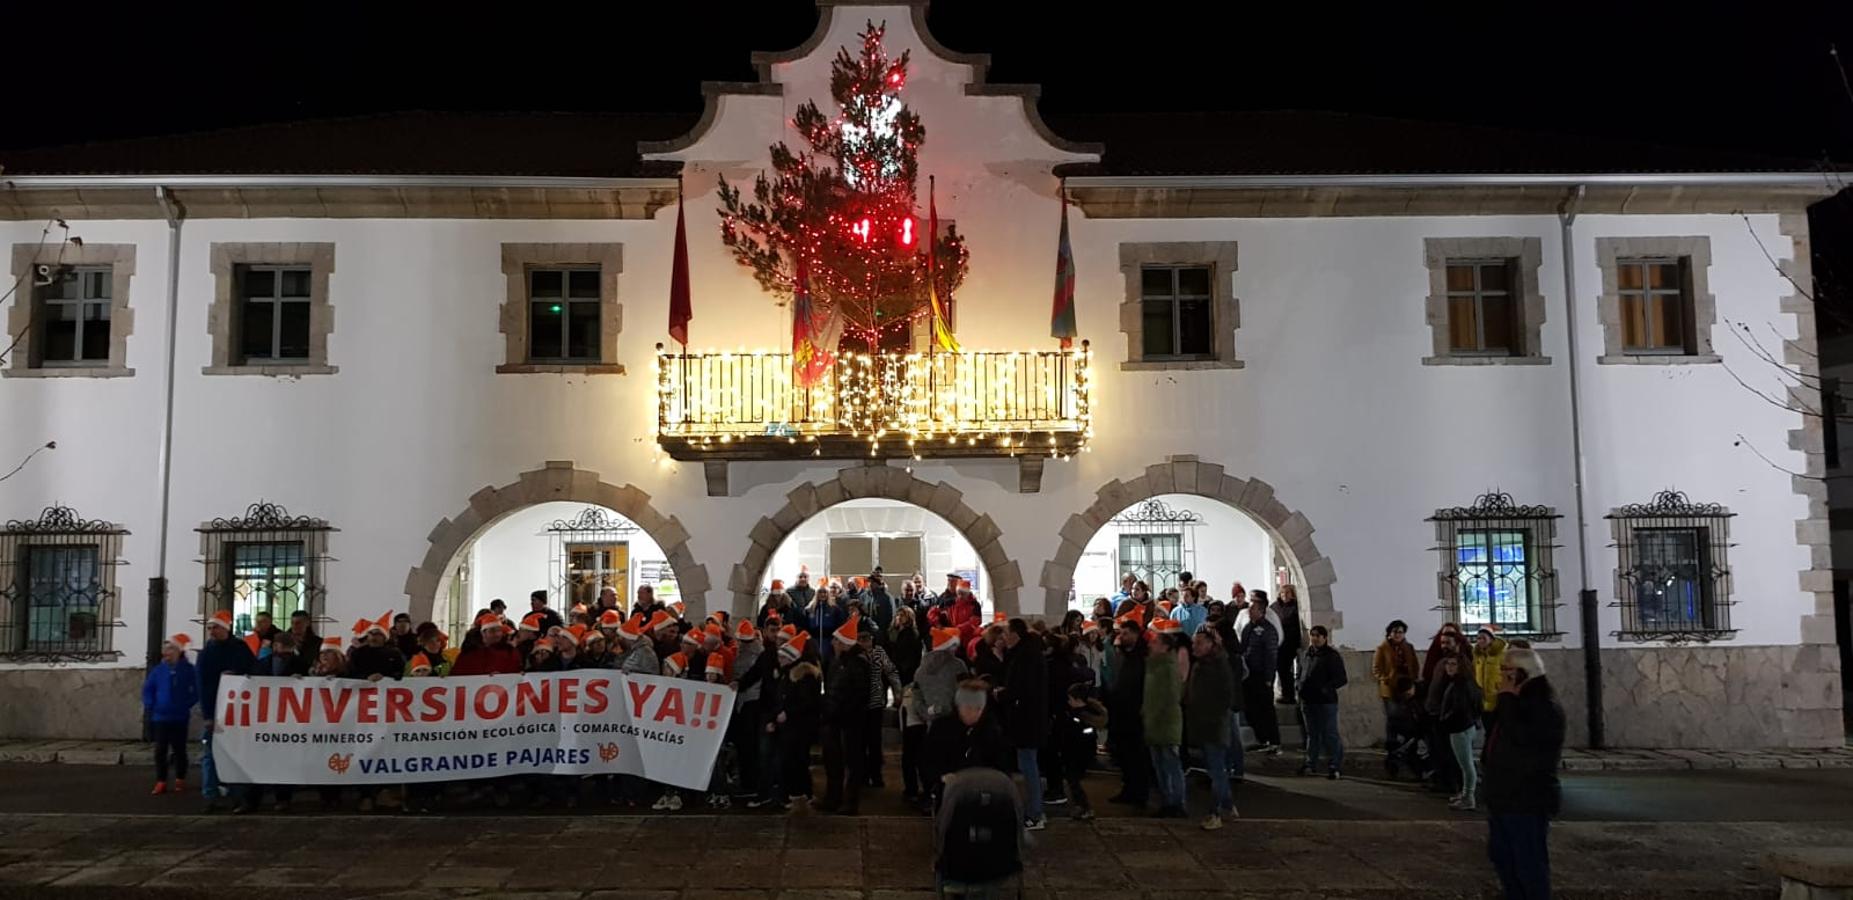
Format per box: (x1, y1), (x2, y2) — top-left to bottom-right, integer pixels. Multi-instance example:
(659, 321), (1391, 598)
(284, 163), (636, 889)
(732, 702), (761, 795)
(152, 721), (188, 783)
(821, 719), (868, 812)
(1243, 674), (1280, 745)
(1107, 725), (1151, 803)
(782, 726), (816, 799)
(863, 707), (885, 785)
(1276, 644), (1300, 703)
(901, 723), (928, 796)
(1040, 742), (1065, 800)
(755, 725), (783, 802)
(1487, 813), (1551, 900)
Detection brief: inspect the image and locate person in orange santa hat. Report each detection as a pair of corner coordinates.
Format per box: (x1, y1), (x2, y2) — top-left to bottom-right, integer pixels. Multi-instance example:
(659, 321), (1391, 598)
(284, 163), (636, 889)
(142, 634), (198, 796)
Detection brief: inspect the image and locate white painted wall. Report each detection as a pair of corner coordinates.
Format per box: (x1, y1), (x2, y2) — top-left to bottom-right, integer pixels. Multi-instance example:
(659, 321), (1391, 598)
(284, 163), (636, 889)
(762, 497), (984, 601)
(459, 501), (668, 619)
(1074, 493), (1273, 609)
(0, 3), (1817, 677)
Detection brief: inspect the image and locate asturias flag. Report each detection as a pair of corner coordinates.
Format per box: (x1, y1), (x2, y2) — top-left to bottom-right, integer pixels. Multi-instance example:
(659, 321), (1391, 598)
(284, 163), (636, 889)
(1050, 193), (1077, 349)
(927, 180), (961, 353)
(667, 195), (693, 346)
(791, 256), (831, 388)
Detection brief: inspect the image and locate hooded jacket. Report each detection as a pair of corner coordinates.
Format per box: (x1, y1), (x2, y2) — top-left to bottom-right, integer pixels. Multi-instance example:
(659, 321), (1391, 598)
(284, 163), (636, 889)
(143, 657), (199, 724)
(914, 647), (970, 720)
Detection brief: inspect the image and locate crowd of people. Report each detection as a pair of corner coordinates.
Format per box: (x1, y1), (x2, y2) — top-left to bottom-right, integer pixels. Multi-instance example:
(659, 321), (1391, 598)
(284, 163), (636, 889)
(140, 567), (1564, 881)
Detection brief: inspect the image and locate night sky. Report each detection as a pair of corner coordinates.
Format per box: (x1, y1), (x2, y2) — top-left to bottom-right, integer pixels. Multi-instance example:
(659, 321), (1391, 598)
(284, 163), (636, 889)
(3, 2), (1853, 161)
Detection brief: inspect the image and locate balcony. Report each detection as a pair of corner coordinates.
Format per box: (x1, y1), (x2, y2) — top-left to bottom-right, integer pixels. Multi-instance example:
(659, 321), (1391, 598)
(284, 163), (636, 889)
(654, 342), (1092, 487)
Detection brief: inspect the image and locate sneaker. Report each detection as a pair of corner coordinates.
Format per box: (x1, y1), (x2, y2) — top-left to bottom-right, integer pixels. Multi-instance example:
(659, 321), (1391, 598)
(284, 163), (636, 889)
(1068, 806), (1094, 821)
(710, 793), (732, 809)
(651, 794), (675, 811)
(1448, 797), (1476, 811)
(173, 779), (186, 793)
(1224, 805), (1240, 819)
(666, 793), (683, 811)
(1044, 794), (1068, 806)
(1263, 744), (1282, 756)
(1201, 814), (1223, 831)
(1327, 770), (1341, 780)
(1024, 815), (1047, 832)
(745, 797), (776, 809)
(150, 781), (168, 796)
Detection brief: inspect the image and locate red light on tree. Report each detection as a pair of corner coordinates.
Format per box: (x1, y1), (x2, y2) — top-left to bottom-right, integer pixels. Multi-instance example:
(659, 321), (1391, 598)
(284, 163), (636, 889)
(899, 217), (914, 247)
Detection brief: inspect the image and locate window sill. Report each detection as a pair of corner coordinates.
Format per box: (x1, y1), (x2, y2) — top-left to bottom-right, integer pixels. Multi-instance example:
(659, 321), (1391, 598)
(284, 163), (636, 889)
(1422, 355), (1553, 367)
(1613, 628), (1737, 644)
(2, 366), (134, 379)
(1120, 359), (1244, 372)
(496, 363), (627, 375)
(1597, 353), (1721, 366)
(202, 364), (338, 377)
(0, 649), (123, 665)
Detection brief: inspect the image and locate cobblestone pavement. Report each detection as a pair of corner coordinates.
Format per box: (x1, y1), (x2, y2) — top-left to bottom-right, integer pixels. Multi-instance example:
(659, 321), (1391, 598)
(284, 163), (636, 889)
(6, 738), (1851, 771)
(1, 810), (1849, 899)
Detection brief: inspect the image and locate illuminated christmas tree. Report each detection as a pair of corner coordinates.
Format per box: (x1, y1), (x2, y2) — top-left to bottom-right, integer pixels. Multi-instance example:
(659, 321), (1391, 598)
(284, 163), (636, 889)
(718, 21), (969, 352)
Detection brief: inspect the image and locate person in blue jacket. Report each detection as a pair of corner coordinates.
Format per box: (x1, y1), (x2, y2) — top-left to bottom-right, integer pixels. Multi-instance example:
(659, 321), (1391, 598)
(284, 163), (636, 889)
(195, 609), (254, 812)
(141, 633), (199, 795)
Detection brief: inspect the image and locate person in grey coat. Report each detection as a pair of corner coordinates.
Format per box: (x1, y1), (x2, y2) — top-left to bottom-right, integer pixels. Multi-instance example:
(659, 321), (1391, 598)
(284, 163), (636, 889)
(1237, 598), (1281, 751)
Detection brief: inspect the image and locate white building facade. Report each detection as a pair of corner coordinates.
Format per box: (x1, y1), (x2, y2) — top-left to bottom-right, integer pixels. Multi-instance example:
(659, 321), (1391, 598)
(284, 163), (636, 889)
(0, 2), (1841, 750)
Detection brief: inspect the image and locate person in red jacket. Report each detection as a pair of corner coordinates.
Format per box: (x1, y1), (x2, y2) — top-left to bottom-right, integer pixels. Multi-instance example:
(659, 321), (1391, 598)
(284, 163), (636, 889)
(450, 614), (523, 676)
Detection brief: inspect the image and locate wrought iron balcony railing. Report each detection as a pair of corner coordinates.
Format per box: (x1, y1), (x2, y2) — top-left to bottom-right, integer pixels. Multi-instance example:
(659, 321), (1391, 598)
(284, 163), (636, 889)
(655, 342), (1092, 461)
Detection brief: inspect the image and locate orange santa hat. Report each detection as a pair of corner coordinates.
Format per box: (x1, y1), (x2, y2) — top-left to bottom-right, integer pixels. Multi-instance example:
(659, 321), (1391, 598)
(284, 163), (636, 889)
(779, 630), (811, 662)
(833, 612), (862, 646)
(518, 612), (545, 633)
(649, 610), (678, 635)
(409, 653), (434, 674)
(930, 627), (961, 653)
(735, 619), (758, 642)
(242, 633), (262, 655)
(705, 653), (727, 678)
(205, 609), (235, 632)
(618, 614), (647, 643)
(598, 609), (623, 629)
(663, 652), (689, 677)
(320, 635), (344, 653)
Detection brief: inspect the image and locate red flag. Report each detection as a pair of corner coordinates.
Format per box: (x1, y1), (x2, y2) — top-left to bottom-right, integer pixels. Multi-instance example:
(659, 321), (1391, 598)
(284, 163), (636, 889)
(792, 256), (830, 388)
(1050, 192), (1077, 349)
(667, 195), (693, 347)
(927, 178), (959, 352)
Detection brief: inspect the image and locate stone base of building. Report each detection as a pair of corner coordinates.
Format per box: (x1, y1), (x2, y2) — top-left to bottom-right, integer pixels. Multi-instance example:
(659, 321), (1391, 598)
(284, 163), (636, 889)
(1331, 643), (1845, 751)
(0, 668), (146, 741)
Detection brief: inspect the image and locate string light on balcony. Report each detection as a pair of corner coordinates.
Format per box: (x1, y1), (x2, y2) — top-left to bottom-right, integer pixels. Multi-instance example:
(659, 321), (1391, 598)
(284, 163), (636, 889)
(655, 341), (1092, 459)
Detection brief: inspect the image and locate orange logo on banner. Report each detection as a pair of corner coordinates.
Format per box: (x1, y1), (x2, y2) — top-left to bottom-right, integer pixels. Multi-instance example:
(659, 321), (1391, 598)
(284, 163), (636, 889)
(597, 743), (621, 763)
(327, 753), (353, 775)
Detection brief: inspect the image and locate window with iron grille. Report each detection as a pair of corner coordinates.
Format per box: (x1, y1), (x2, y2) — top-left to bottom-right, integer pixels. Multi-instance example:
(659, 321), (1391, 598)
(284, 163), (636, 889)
(36, 265), (113, 365)
(1139, 265), (1215, 360)
(198, 502), (333, 633)
(0, 505), (126, 661)
(1428, 492), (1561, 639)
(528, 267), (603, 362)
(1607, 490), (1734, 643)
(234, 265), (313, 363)
(1444, 259), (1521, 356)
(1615, 257), (1693, 354)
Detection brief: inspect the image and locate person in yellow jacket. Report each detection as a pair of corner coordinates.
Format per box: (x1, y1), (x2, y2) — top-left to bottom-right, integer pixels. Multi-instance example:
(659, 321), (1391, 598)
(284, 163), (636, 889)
(1471, 625), (1507, 713)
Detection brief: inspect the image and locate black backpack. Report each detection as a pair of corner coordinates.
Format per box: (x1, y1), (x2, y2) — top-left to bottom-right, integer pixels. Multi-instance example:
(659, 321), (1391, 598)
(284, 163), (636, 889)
(937, 775), (1023, 884)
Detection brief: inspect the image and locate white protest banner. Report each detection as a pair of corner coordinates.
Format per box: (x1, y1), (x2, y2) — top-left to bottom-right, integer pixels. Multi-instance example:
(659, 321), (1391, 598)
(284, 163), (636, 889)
(211, 671), (732, 790)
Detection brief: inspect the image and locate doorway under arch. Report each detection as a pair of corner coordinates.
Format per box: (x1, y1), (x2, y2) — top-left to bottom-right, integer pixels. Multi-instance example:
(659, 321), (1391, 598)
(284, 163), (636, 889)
(727, 464), (1024, 617)
(402, 461), (712, 623)
(1038, 456), (1340, 632)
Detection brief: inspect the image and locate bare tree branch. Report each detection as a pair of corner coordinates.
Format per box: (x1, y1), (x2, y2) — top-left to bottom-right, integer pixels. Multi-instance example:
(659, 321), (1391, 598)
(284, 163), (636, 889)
(1721, 359), (1821, 417)
(0, 218), (75, 368)
(1734, 432), (1853, 482)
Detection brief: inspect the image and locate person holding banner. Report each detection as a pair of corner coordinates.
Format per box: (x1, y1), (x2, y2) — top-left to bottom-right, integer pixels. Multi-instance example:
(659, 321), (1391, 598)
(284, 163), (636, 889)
(450, 614), (522, 676)
(349, 615), (406, 683)
(196, 610), (253, 813)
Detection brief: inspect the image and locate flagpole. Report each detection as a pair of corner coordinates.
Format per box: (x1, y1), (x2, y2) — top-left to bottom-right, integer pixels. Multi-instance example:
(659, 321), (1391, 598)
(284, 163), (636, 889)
(676, 175), (689, 428)
(926, 175), (935, 408)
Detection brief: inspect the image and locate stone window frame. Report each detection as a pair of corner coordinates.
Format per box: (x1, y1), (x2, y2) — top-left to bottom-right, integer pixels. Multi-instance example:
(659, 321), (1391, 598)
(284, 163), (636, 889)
(1594, 236), (1721, 365)
(5, 243), (136, 378)
(1604, 489), (1736, 644)
(204, 243), (337, 376)
(1426, 491), (1564, 641)
(1422, 237), (1551, 366)
(1116, 241), (1242, 371)
(497, 243), (625, 375)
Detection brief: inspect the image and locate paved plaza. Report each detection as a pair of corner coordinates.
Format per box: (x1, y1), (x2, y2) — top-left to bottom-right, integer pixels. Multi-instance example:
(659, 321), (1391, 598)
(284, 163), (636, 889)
(1, 757), (1851, 898)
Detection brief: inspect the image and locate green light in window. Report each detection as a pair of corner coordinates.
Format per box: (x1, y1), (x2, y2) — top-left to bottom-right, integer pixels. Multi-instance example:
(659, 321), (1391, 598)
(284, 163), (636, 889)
(550, 304), (562, 313)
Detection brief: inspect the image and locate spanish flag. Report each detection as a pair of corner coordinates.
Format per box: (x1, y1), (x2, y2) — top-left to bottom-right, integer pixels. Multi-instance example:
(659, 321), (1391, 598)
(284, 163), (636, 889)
(927, 178), (960, 353)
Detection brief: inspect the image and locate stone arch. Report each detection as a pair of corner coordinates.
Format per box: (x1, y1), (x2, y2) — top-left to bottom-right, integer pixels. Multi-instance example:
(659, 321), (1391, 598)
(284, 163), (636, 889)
(1037, 455), (1342, 633)
(402, 461), (711, 623)
(728, 463), (1025, 617)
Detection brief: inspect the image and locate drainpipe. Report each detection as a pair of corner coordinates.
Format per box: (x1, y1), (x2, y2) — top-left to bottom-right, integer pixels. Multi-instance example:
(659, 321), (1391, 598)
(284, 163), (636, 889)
(147, 187), (184, 680)
(1557, 185), (1604, 748)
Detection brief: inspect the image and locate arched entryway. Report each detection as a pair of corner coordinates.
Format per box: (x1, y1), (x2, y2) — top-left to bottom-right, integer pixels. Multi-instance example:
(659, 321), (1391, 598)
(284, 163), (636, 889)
(1037, 455), (1341, 632)
(402, 461), (712, 622)
(727, 463), (1023, 617)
